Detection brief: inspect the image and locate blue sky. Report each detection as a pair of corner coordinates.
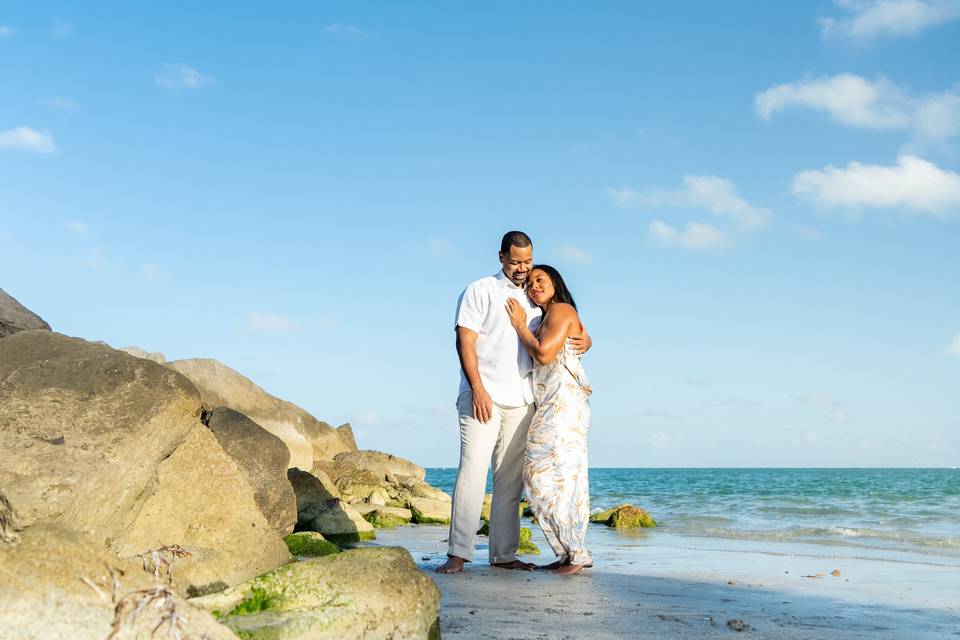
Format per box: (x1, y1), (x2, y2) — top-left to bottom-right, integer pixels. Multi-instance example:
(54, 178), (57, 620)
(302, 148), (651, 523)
(2, 1), (958, 467)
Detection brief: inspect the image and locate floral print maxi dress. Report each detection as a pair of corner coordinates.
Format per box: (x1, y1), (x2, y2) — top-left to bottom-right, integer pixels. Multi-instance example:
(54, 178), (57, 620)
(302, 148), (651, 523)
(523, 341), (593, 566)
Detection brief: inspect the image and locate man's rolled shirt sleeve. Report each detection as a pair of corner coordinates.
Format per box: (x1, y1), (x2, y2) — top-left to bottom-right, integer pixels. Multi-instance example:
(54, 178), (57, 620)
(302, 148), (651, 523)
(455, 283), (486, 333)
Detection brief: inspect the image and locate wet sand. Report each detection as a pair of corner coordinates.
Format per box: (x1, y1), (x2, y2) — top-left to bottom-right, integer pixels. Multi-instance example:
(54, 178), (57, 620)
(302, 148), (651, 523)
(363, 524), (960, 639)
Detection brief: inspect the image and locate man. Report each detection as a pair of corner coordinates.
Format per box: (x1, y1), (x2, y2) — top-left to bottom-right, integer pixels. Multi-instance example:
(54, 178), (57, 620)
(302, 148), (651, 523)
(437, 231), (591, 574)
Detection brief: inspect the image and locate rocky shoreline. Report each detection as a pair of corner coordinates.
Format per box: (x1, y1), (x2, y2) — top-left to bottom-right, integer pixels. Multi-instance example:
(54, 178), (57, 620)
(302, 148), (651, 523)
(0, 288), (446, 639)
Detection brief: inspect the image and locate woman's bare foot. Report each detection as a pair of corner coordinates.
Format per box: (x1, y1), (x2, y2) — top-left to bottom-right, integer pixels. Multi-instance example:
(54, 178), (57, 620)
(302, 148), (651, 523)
(554, 563), (586, 575)
(491, 560), (536, 571)
(436, 555), (466, 573)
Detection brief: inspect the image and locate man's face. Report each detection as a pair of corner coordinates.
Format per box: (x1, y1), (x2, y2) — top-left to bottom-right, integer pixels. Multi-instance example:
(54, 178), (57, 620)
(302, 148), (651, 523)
(499, 245), (533, 286)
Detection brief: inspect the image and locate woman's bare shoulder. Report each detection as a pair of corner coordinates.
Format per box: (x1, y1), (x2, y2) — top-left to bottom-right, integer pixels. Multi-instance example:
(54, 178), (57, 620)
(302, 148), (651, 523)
(547, 303), (579, 321)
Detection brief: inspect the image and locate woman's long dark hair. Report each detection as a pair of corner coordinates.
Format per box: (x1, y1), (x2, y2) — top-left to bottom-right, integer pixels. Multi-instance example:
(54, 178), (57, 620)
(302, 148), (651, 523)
(530, 264), (577, 310)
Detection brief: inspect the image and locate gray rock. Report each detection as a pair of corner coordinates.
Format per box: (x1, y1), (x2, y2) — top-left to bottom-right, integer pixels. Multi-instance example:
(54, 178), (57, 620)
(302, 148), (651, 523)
(1, 492), (21, 545)
(117, 345), (166, 363)
(205, 407), (298, 536)
(0, 523), (236, 640)
(166, 358), (356, 469)
(0, 331), (289, 592)
(191, 547), (440, 640)
(0, 289), (50, 338)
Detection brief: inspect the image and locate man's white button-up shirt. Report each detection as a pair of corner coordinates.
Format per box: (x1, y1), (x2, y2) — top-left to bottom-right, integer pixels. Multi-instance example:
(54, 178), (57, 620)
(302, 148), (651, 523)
(455, 270), (542, 408)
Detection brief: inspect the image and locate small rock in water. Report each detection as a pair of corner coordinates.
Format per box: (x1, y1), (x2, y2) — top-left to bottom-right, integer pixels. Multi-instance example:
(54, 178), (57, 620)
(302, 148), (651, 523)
(727, 619), (750, 632)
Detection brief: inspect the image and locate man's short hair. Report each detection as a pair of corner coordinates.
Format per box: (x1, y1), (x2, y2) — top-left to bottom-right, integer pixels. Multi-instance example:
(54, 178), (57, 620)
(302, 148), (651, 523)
(500, 231), (532, 255)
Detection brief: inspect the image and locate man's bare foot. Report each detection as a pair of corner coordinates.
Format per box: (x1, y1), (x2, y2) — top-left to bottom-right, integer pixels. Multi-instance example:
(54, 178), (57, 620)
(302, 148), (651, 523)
(436, 556), (466, 574)
(491, 559), (536, 571)
(536, 560), (566, 571)
(554, 563), (586, 576)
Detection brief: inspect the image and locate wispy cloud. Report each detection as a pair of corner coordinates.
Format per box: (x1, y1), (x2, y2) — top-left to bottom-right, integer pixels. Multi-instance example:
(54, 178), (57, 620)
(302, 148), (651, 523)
(142, 263), (165, 281)
(792, 155), (960, 216)
(794, 392), (842, 407)
(0, 25), (13, 37)
(556, 244), (593, 265)
(427, 237), (458, 256)
(353, 409), (378, 425)
(609, 174), (770, 251)
(83, 246), (117, 272)
(0, 126), (57, 153)
(66, 221), (91, 238)
(648, 432), (671, 448)
(48, 97), (80, 111)
(324, 23), (370, 37)
(947, 334), (960, 356)
(243, 312), (296, 334)
(756, 74), (960, 149)
(820, 0), (960, 40)
(51, 21), (73, 37)
(155, 64), (215, 90)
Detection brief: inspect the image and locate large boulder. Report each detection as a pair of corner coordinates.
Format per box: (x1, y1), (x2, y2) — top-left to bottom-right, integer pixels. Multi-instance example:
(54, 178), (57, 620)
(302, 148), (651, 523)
(205, 406), (298, 536)
(166, 358), (356, 469)
(0, 288), (51, 338)
(0, 523), (236, 640)
(333, 450), (426, 482)
(0, 331), (290, 593)
(117, 345), (166, 363)
(191, 547), (441, 640)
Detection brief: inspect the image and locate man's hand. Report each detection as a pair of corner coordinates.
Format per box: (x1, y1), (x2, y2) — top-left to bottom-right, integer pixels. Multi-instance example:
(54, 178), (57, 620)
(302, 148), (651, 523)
(567, 325), (592, 356)
(471, 386), (494, 423)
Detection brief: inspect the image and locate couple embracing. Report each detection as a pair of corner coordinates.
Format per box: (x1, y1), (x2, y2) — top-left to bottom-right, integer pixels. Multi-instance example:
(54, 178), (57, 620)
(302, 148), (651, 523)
(438, 231), (593, 577)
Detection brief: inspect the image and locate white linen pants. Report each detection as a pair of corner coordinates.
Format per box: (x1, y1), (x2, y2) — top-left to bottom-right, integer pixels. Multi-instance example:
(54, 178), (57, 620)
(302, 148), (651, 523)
(447, 391), (535, 563)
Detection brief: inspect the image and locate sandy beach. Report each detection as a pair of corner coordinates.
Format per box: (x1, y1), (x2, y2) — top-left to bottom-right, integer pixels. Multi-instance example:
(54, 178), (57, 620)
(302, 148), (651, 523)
(364, 524), (960, 639)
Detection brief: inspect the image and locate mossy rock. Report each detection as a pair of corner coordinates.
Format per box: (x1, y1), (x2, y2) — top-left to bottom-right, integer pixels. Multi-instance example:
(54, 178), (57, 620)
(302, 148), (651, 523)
(518, 527), (541, 555)
(283, 532), (340, 557)
(590, 504), (657, 528)
(322, 529), (377, 544)
(476, 520), (489, 536)
(363, 509), (409, 529)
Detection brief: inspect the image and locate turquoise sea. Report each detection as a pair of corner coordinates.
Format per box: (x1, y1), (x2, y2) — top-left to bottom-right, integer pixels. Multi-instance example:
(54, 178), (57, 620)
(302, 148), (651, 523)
(425, 468), (960, 558)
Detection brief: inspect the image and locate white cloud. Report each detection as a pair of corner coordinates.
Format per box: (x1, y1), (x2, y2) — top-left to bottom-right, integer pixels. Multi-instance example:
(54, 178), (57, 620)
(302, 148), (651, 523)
(324, 23), (370, 37)
(648, 220), (733, 251)
(792, 155), (960, 216)
(51, 21), (73, 37)
(820, 0), (960, 40)
(827, 409), (854, 423)
(557, 244), (593, 264)
(66, 221), (91, 238)
(648, 432), (671, 448)
(353, 409), (378, 425)
(0, 25), (13, 37)
(794, 392), (841, 407)
(0, 126), (56, 153)
(610, 174), (769, 251)
(142, 263), (164, 281)
(805, 431), (820, 443)
(428, 237), (457, 256)
(155, 64), (215, 90)
(608, 176), (770, 230)
(49, 97), (80, 111)
(755, 74), (960, 147)
(83, 246), (115, 272)
(947, 334), (960, 356)
(243, 312), (296, 334)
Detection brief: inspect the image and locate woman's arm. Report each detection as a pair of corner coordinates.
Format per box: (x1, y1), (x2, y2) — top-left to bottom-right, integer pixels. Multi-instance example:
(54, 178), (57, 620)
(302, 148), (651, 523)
(506, 299), (578, 365)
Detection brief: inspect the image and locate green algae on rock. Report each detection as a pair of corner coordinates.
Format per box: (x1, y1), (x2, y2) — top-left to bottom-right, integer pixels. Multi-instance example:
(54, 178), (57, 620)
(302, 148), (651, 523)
(518, 527), (541, 555)
(283, 532), (340, 557)
(363, 508), (411, 529)
(190, 547), (441, 640)
(408, 497), (451, 524)
(589, 504), (657, 528)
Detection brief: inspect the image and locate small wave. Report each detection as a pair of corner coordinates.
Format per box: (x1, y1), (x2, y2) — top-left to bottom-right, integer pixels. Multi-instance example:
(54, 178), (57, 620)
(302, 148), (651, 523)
(664, 524), (960, 553)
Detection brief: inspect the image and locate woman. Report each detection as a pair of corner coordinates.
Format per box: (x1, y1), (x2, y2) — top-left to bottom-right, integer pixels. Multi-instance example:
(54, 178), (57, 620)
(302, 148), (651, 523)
(505, 264), (592, 575)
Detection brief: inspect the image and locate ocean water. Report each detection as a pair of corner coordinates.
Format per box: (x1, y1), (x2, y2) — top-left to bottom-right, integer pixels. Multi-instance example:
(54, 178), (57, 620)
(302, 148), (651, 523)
(425, 468), (960, 558)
